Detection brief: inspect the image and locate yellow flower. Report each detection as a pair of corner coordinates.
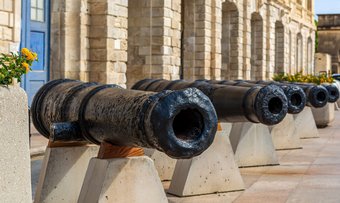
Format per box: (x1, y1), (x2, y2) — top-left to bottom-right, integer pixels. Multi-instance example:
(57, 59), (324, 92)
(22, 62), (30, 73)
(26, 52), (35, 60)
(21, 48), (37, 61)
(21, 48), (30, 56)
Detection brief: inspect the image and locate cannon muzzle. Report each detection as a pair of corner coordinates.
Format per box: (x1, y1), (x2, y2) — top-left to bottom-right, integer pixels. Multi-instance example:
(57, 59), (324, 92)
(249, 80), (329, 108)
(322, 84), (340, 103)
(31, 79), (218, 159)
(132, 79), (288, 125)
(205, 80), (306, 114)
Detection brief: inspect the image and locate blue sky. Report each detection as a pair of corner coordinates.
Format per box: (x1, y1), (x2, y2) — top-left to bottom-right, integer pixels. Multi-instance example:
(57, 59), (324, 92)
(315, 0), (340, 15)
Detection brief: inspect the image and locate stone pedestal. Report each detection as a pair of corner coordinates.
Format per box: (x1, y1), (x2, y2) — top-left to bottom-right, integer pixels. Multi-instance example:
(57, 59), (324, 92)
(229, 123), (279, 167)
(78, 156), (168, 203)
(0, 86), (32, 203)
(144, 149), (177, 181)
(34, 145), (99, 203)
(168, 123), (245, 197)
(270, 115), (301, 150)
(312, 103), (335, 128)
(335, 102), (339, 111)
(293, 107), (319, 139)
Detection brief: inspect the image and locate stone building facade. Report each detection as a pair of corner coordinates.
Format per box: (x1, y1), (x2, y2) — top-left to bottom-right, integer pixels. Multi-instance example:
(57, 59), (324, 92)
(0, 0), (21, 53)
(317, 14), (340, 74)
(0, 0), (316, 95)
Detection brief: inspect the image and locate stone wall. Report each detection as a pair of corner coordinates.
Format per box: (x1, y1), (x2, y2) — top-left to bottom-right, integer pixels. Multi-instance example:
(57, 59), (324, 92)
(12, 0), (317, 88)
(317, 14), (340, 74)
(50, 0), (90, 81)
(126, 0), (181, 87)
(314, 53), (332, 74)
(0, 0), (21, 53)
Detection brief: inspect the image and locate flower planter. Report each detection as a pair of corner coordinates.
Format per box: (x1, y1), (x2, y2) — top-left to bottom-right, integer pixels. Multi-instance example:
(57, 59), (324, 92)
(0, 85), (31, 202)
(311, 103), (335, 128)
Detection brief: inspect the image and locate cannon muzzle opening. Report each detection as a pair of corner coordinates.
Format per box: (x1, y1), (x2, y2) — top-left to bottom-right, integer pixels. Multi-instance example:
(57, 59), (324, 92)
(250, 85), (288, 125)
(173, 108), (204, 141)
(268, 97), (283, 114)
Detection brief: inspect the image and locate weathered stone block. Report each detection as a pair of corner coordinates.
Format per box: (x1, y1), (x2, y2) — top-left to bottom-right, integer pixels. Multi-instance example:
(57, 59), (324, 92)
(293, 107), (319, 139)
(34, 145), (99, 203)
(0, 86), (31, 203)
(270, 114), (301, 150)
(78, 156), (167, 203)
(312, 103), (335, 128)
(229, 123), (279, 167)
(168, 123), (245, 196)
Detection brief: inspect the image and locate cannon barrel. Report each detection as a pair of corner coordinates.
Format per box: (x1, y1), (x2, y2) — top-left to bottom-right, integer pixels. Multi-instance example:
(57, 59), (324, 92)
(31, 79), (218, 159)
(204, 80), (306, 114)
(321, 84), (340, 103)
(132, 79), (288, 125)
(247, 80), (329, 108)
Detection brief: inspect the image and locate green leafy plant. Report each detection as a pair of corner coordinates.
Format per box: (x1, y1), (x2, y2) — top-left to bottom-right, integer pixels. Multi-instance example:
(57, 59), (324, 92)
(0, 48), (38, 85)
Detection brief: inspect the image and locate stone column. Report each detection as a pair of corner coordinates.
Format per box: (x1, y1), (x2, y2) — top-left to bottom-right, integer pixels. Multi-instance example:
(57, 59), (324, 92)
(210, 0), (222, 80)
(50, 0), (90, 81)
(126, 0), (181, 88)
(182, 0), (213, 80)
(88, 0), (128, 87)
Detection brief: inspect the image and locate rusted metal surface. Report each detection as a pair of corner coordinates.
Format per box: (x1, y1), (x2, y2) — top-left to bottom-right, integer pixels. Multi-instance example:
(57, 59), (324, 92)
(132, 79), (289, 125)
(31, 79), (218, 159)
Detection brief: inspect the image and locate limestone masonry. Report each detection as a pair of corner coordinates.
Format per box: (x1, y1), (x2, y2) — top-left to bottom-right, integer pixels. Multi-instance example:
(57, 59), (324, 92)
(317, 14), (340, 74)
(0, 0), (315, 87)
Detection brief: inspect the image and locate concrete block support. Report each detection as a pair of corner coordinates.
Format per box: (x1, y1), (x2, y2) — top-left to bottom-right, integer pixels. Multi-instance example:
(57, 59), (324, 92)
(168, 123), (245, 197)
(229, 123), (279, 167)
(334, 102), (339, 111)
(0, 86), (31, 203)
(34, 145), (99, 203)
(78, 156), (168, 203)
(293, 107), (319, 139)
(312, 103), (335, 128)
(270, 114), (301, 150)
(144, 149), (177, 181)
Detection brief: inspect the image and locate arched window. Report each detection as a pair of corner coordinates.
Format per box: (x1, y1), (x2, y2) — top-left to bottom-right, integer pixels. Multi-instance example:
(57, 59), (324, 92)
(275, 21), (285, 74)
(307, 37), (313, 74)
(307, 0), (312, 11)
(221, 1), (239, 80)
(296, 33), (303, 72)
(250, 13), (264, 80)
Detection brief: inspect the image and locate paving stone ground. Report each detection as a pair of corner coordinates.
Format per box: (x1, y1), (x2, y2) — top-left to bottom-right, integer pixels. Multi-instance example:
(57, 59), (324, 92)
(31, 111), (340, 202)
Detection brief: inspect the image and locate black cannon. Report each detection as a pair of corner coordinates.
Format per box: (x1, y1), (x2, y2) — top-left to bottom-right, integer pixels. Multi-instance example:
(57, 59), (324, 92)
(246, 80), (330, 108)
(203, 80), (306, 114)
(288, 82), (338, 104)
(31, 79), (218, 159)
(321, 84), (339, 103)
(132, 79), (288, 125)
